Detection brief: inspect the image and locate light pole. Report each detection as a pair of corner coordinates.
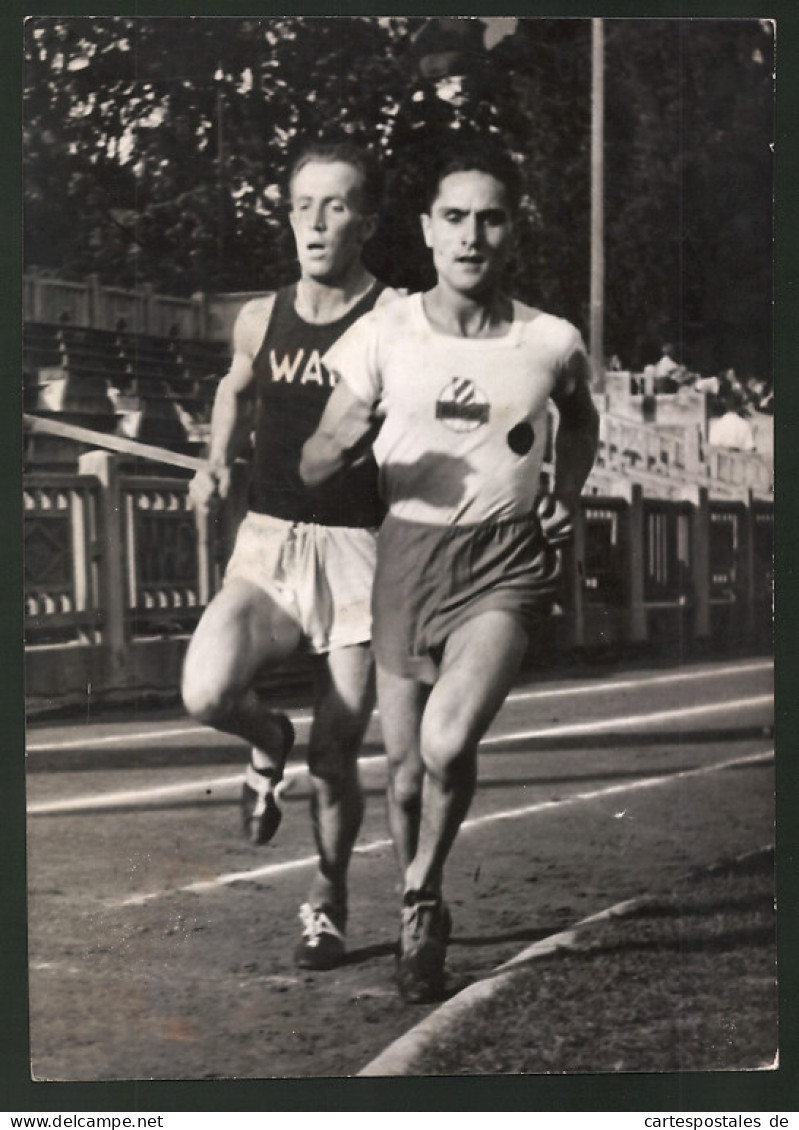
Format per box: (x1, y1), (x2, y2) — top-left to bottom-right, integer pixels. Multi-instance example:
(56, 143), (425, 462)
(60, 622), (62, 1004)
(216, 79), (226, 267)
(590, 18), (605, 393)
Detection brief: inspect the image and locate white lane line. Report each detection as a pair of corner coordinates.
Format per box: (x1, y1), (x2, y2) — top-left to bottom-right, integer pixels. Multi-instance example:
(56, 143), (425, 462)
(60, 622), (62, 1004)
(480, 693), (773, 746)
(109, 748), (773, 909)
(25, 718), (314, 754)
(25, 759), (366, 816)
(507, 659), (771, 706)
(113, 835), (393, 907)
(28, 694), (773, 816)
(25, 724), (249, 754)
(25, 658), (771, 753)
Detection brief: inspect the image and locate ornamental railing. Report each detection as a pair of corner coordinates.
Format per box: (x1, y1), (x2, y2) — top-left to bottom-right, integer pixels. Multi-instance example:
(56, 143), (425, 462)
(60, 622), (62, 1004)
(24, 472), (104, 645)
(24, 461), (774, 713)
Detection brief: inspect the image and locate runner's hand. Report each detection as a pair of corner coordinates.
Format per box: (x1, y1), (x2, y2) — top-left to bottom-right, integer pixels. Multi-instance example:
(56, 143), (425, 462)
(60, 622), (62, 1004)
(536, 493), (574, 548)
(187, 465), (231, 512)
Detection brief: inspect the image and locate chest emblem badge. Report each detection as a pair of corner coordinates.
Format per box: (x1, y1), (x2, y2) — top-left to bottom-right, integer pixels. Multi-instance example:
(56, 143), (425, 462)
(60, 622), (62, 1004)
(435, 378), (490, 432)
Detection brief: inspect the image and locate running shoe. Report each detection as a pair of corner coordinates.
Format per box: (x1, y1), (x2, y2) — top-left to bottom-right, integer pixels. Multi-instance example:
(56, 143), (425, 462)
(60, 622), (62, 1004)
(294, 903), (347, 970)
(395, 890), (451, 1004)
(240, 713), (295, 845)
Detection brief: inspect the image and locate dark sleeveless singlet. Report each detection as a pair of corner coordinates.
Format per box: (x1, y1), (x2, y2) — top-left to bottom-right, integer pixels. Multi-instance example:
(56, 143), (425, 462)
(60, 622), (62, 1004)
(249, 283), (385, 527)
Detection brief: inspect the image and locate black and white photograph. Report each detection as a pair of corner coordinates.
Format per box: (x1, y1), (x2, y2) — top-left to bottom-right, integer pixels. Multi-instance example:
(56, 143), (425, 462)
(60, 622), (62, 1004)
(20, 14), (779, 1087)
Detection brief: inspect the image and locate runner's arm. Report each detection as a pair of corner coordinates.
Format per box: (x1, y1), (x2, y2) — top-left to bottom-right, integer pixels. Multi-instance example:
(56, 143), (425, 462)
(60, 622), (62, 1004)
(189, 298), (271, 509)
(299, 381), (378, 487)
(206, 353), (256, 474)
(549, 347), (600, 512)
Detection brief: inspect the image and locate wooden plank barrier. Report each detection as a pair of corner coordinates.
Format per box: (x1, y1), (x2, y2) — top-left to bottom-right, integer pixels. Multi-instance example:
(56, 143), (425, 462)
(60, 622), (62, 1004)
(23, 413), (207, 474)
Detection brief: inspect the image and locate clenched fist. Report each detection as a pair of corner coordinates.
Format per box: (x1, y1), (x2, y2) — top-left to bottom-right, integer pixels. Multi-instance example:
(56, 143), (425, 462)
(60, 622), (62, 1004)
(187, 464), (232, 513)
(535, 493), (574, 548)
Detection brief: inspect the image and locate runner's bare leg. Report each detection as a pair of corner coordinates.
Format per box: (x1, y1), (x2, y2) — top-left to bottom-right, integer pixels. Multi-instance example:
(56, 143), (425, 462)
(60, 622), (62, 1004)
(305, 643), (375, 916)
(393, 610), (529, 897)
(182, 578), (302, 764)
(377, 670), (430, 877)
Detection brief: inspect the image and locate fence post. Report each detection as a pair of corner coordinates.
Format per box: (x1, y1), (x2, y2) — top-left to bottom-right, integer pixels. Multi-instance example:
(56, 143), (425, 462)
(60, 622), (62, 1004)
(627, 483), (647, 642)
(77, 450), (128, 663)
(741, 489), (756, 640)
(192, 291), (208, 340)
(87, 274), (103, 329)
(568, 501), (587, 649)
(692, 486), (711, 642)
(30, 273), (44, 321)
(195, 504), (213, 607)
(142, 283), (154, 336)
(69, 483), (91, 643)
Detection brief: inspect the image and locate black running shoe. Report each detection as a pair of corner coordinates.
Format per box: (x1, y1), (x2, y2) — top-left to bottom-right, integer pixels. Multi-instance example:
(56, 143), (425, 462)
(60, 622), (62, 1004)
(240, 714), (295, 845)
(294, 903), (347, 970)
(395, 891), (450, 1004)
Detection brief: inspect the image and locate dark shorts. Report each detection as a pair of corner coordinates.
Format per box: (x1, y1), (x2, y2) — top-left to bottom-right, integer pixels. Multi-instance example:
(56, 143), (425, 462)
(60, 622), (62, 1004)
(372, 513), (560, 681)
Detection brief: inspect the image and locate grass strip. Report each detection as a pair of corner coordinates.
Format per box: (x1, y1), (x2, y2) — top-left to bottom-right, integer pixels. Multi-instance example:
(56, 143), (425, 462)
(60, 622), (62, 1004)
(415, 848), (778, 1076)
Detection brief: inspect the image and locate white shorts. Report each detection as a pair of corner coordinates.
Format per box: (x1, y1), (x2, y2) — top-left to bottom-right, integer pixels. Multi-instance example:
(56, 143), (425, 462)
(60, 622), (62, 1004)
(224, 511), (377, 654)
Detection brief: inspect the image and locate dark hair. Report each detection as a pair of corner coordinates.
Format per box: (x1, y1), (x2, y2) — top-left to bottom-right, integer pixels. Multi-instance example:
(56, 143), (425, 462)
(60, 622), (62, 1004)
(288, 141), (384, 215)
(422, 138), (523, 215)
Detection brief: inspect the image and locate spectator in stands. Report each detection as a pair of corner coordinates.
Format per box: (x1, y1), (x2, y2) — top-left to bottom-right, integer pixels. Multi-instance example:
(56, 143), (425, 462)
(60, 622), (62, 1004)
(694, 374), (721, 396)
(708, 387), (756, 452)
(641, 364), (656, 396)
(654, 342), (677, 376)
(182, 140), (398, 972)
(653, 343), (683, 393)
(745, 374), (773, 415)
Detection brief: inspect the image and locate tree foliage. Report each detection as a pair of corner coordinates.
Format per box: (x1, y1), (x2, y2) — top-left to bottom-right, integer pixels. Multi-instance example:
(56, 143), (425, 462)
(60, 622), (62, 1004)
(23, 16), (774, 377)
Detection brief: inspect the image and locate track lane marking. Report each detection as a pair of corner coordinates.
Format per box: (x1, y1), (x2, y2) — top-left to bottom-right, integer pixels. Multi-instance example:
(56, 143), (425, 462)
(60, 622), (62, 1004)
(28, 694), (773, 816)
(25, 719), (314, 754)
(26, 764), (310, 815)
(480, 693), (772, 745)
(26, 658), (772, 753)
(108, 748), (773, 908)
(502, 659), (771, 706)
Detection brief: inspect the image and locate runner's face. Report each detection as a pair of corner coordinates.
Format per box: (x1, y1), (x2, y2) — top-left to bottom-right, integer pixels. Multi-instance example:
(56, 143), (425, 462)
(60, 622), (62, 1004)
(421, 171), (514, 298)
(289, 160), (373, 282)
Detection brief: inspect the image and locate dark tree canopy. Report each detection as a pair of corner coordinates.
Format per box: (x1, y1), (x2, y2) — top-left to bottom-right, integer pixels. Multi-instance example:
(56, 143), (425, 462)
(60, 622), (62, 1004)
(23, 16), (774, 379)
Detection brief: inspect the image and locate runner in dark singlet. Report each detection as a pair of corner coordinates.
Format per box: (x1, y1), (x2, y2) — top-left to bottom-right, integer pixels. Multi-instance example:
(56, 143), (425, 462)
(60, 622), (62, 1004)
(182, 141), (398, 970)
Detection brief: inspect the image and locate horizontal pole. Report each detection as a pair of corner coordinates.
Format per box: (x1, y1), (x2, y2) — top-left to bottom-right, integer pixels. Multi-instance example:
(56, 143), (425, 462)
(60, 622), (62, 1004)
(23, 413), (207, 473)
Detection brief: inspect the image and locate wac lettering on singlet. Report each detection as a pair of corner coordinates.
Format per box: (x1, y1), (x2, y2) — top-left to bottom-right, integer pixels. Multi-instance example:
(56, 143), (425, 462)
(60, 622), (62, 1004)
(268, 348), (331, 387)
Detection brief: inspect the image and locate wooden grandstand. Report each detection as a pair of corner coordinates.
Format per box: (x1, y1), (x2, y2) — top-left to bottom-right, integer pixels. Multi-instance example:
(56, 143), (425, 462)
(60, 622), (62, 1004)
(23, 319), (228, 466)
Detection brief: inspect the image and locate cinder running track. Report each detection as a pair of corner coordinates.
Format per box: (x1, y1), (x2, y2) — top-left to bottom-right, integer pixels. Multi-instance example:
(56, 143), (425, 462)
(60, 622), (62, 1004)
(25, 655), (774, 1080)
